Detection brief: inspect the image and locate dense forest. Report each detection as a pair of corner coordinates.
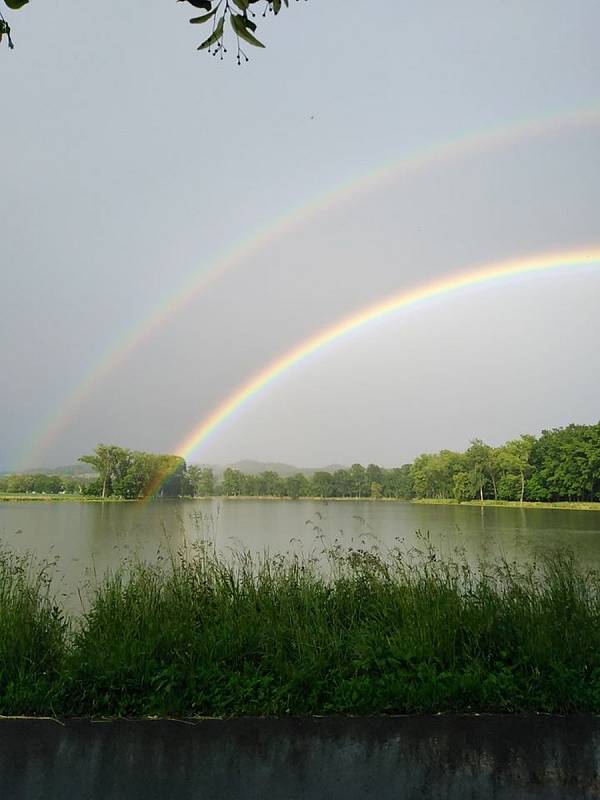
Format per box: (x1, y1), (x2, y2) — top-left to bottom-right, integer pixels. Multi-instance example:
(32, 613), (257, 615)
(1, 423), (599, 502)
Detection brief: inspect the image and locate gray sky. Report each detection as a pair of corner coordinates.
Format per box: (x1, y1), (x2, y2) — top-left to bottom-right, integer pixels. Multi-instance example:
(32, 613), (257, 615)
(2, 0), (600, 470)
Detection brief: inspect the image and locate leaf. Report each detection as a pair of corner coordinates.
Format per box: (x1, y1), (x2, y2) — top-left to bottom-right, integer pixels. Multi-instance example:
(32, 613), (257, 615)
(198, 15), (224, 50)
(232, 0), (249, 10)
(4, 0), (29, 8)
(190, 8), (218, 24)
(230, 13), (265, 48)
(179, 0), (212, 9)
(272, 0), (281, 14)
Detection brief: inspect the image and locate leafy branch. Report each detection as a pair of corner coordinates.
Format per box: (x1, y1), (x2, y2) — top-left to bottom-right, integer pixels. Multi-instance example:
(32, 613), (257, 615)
(0, 0), (28, 49)
(1, 0), (304, 61)
(182, 0), (299, 63)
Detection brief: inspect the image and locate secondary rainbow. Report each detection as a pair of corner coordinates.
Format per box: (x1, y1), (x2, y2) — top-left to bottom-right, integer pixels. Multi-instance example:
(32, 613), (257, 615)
(17, 106), (600, 470)
(174, 246), (600, 465)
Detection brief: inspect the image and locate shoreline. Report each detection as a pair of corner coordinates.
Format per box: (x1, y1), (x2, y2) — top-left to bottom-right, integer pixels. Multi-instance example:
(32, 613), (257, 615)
(2, 493), (600, 511)
(411, 497), (600, 512)
(0, 493), (132, 504)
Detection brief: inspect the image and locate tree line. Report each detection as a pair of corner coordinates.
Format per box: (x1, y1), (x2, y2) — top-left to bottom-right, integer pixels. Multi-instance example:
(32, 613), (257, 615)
(215, 423), (600, 503)
(2, 422), (599, 502)
(0, 473), (83, 495)
(0, 445), (191, 499)
(410, 423), (600, 503)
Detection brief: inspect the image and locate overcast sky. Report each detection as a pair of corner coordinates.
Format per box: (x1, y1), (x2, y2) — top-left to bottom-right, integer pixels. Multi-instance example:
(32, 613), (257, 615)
(2, 0), (600, 470)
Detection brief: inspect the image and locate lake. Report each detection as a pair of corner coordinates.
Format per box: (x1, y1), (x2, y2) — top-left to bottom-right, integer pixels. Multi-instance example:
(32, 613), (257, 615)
(2, 498), (600, 611)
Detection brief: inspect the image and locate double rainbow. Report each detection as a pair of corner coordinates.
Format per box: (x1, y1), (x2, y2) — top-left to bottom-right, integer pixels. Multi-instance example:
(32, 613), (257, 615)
(170, 247), (600, 468)
(18, 106), (600, 471)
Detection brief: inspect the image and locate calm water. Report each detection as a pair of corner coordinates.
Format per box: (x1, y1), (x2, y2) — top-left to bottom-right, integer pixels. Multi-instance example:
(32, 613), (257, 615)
(2, 498), (600, 610)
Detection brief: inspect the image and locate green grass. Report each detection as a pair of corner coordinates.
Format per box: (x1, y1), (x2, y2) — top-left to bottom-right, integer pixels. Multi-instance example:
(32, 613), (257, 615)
(0, 493), (131, 503)
(413, 498), (600, 511)
(2, 540), (600, 716)
(0, 547), (67, 714)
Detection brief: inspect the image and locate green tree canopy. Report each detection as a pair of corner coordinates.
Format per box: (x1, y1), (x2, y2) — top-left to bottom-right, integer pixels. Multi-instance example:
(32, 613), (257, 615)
(79, 445), (129, 500)
(79, 445), (189, 499)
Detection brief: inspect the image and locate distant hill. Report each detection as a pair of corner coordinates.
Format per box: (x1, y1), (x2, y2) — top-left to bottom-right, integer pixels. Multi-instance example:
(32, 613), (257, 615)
(4, 460), (347, 480)
(2, 463), (97, 478)
(195, 460), (347, 479)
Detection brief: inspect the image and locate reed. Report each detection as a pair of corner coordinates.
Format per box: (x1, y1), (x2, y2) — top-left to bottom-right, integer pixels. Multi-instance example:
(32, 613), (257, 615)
(2, 539), (600, 716)
(0, 547), (67, 714)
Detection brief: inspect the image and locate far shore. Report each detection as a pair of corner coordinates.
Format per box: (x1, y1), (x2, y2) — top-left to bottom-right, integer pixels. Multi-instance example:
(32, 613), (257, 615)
(412, 498), (600, 512)
(0, 493), (132, 504)
(2, 493), (600, 512)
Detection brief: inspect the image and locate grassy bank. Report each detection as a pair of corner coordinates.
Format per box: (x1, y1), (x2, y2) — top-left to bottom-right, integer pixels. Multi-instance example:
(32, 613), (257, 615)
(2, 541), (600, 717)
(413, 498), (600, 512)
(3, 493), (600, 511)
(0, 493), (130, 503)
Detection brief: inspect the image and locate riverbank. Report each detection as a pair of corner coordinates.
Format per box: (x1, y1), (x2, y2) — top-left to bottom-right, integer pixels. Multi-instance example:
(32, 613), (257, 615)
(222, 496), (600, 511)
(3, 492), (600, 511)
(413, 498), (600, 512)
(2, 542), (600, 717)
(0, 493), (131, 503)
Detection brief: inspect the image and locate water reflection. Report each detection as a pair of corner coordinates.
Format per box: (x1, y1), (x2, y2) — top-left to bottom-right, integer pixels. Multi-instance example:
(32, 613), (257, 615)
(1, 498), (600, 612)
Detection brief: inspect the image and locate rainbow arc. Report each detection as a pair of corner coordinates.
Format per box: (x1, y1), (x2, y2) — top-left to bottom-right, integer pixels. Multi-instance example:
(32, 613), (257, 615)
(18, 106), (600, 470)
(138, 246), (599, 496)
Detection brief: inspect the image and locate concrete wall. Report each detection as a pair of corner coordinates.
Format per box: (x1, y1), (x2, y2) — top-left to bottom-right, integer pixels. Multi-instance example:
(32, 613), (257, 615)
(1, 715), (599, 799)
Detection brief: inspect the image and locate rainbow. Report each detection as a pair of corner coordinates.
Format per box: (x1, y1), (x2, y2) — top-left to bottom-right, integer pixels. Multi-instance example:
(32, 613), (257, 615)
(17, 106), (600, 470)
(171, 246), (600, 471)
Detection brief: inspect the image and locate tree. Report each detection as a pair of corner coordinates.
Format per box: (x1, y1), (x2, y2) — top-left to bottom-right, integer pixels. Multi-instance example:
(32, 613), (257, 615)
(410, 451), (462, 499)
(157, 455), (188, 497)
(1, 1), (300, 58)
(527, 426), (599, 503)
(188, 465), (215, 496)
(452, 471), (472, 502)
(496, 473), (522, 502)
(465, 439), (493, 503)
(199, 467), (216, 496)
(370, 481), (383, 500)
(332, 469), (352, 498)
(79, 444), (129, 499)
(349, 464), (368, 498)
(78, 445), (191, 499)
(366, 464), (384, 487)
(311, 471), (335, 499)
(257, 470), (284, 496)
(222, 467), (243, 496)
(486, 448), (503, 501)
(382, 465), (414, 500)
(498, 435), (535, 504)
(285, 472), (308, 500)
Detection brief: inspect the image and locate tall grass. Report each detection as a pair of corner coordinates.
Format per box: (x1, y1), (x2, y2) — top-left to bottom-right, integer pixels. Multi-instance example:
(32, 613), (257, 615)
(0, 547), (67, 714)
(2, 539), (600, 716)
